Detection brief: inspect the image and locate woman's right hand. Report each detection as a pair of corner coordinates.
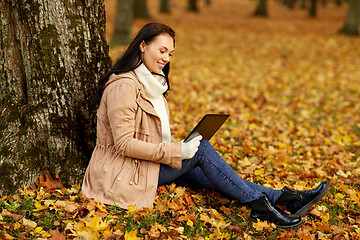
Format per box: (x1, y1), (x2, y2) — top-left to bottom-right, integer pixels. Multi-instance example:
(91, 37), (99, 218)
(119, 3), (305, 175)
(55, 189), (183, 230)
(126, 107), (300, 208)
(181, 135), (202, 159)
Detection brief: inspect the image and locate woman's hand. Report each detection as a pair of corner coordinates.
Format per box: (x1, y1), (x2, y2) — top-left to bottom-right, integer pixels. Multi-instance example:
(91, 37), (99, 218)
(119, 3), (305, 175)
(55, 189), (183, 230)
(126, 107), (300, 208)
(181, 135), (202, 159)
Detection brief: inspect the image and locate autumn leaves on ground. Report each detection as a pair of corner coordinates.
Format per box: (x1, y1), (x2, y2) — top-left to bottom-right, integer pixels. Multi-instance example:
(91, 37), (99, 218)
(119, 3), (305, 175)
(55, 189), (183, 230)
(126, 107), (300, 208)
(1, 0), (360, 239)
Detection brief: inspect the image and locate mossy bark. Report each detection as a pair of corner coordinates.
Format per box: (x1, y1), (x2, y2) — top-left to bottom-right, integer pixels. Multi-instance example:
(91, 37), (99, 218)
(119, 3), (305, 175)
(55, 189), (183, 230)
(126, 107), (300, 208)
(111, 0), (134, 46)
(0, 0), (112, 194)
(339, 0), (360, 36)
(254, 0), (268, 17)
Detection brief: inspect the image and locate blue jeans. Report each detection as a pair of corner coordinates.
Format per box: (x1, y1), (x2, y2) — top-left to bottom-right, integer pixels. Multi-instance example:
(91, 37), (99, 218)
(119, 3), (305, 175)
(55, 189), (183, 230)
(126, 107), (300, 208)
(158, 140), (282, 204)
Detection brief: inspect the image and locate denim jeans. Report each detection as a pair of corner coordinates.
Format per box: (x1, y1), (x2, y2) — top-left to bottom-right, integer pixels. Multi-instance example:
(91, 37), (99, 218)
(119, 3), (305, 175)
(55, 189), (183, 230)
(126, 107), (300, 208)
(158, 140), (283, 204)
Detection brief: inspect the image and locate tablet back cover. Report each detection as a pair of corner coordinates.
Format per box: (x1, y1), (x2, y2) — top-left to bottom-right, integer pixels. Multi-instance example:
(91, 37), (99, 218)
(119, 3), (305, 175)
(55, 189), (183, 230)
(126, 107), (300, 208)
(184, 114), (229, 142)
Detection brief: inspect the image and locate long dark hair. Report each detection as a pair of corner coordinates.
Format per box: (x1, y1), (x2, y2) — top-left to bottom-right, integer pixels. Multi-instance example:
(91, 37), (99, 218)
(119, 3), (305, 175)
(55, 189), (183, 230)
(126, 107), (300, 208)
(93, 22), (175, 106)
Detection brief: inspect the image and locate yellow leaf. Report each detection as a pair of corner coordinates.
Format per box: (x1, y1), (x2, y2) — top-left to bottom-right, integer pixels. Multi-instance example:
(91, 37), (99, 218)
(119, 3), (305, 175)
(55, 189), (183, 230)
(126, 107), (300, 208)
(252, 219), (274, 231)
(33, 201), (47, 212)
(125, 230), (139, 240)
(174, 186), (186, 197)
(187, 219), (193, 227)
(210, 209), (224, 221)
(13, 222), (21, 230)
(128, 205), (138, 215)
(335, 193), (344, 199)
(74, 221), (86, 231)
(321, 213), (330, 223)
(158, 224), (167, 232)
(254, 168), (265, 176)
(34, 226), (43, 233)
(200, 213), (211, 223)
(41, 231), (52, 238)
(340, 184), (349, 193)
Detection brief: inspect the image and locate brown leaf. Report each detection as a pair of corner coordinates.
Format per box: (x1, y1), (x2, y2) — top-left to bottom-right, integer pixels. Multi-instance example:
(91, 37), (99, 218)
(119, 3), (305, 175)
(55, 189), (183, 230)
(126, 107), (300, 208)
(35, 170), (64, 190)
(11, 214), (22, 221)
(49, 229), (66, 240)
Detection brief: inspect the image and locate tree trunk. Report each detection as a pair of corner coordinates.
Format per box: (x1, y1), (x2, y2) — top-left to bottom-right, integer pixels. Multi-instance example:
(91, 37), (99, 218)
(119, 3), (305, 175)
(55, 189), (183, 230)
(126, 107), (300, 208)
(134, 0), (151, 19)
(0, 0), (111, 194)
(254, 0), (268, 17)
(111, 0), (134, 45)
(339, 0), (360, 35)
(301, 0), (306, 9)
(335, 0), (343, 7)
(187, 0), (198, 12)
(160, 0), (170, 13)
(309, 0), (317, 17)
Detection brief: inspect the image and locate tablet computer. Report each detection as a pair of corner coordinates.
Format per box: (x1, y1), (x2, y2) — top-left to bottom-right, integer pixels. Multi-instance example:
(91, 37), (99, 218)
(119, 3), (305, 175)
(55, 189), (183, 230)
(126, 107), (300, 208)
(183, 114), (230, 143)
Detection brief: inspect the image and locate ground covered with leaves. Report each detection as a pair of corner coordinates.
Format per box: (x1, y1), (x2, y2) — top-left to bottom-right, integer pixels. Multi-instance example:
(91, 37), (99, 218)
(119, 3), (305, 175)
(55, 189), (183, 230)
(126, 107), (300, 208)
(1, 0), (360, 239)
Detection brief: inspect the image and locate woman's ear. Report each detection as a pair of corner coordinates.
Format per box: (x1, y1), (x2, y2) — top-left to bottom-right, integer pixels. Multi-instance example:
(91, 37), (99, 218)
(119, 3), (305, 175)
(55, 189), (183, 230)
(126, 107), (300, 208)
(139, 41), (145, 53)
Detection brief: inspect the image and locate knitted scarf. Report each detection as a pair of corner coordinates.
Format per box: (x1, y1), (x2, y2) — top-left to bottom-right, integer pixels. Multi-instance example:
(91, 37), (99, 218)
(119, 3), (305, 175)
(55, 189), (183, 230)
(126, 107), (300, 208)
(134, 63), (171, 143)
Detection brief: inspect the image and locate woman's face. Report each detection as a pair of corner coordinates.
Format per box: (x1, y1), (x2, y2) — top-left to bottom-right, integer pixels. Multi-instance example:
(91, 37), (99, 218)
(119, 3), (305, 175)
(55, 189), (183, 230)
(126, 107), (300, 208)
(140, 33), (175, 74)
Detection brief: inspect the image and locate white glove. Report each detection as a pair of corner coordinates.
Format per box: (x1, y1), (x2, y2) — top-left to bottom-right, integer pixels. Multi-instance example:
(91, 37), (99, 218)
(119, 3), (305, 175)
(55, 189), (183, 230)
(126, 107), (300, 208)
(181, 135), (202, 159)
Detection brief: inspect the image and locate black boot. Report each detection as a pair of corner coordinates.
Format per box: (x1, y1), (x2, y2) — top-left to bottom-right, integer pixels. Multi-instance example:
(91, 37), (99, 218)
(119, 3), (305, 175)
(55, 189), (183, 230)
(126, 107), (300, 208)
(276, 182), (330, 216)
(249, 193), (303, 230)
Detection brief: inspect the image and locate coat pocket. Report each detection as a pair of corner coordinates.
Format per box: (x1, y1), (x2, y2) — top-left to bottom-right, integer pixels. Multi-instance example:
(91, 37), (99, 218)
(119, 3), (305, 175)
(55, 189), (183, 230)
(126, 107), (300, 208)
(107, 158), (145, 205)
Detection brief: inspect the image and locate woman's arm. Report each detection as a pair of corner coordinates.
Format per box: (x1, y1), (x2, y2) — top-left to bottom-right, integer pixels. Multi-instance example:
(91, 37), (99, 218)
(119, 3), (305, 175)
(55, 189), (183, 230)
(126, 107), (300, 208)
(106, 79), (182, 169)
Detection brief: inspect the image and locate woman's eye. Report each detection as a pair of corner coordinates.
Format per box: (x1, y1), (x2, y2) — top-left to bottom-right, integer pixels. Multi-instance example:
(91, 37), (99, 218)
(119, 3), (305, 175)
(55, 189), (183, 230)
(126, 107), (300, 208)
(160, 50), (165, 54)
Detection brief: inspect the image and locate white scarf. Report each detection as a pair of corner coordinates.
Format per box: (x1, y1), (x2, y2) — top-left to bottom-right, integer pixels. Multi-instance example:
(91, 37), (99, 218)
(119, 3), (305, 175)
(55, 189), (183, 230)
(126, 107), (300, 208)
(134, 63), (171, 143)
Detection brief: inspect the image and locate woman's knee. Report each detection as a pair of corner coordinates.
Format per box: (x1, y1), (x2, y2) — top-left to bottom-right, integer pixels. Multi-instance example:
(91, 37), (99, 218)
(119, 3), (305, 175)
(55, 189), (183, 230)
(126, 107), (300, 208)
(199, 139), (213, 152)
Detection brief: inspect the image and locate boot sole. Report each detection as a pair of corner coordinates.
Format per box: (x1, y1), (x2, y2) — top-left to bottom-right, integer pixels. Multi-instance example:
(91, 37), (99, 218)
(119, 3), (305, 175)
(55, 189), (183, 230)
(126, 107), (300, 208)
(276, 219), (304, 230)
(295, 182), (330, 217)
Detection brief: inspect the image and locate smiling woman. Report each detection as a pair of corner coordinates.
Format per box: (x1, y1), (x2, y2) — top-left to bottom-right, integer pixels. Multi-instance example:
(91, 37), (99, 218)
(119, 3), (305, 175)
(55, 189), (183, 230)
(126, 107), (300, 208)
(139, 33), (175, 73)
(81, 22), (330, 230)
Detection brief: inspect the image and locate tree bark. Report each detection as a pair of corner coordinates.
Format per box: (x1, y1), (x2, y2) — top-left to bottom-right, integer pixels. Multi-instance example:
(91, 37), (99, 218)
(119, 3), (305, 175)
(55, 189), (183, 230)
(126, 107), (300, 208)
(187, 0), (198, 12)
(160, 0), (170, 13)
(254, 0), (268, 17)
(111, 0), (134, 45)
(339, 0), (360, 36)
(0, 0), (111, 194)
(134, 0), (151, 19)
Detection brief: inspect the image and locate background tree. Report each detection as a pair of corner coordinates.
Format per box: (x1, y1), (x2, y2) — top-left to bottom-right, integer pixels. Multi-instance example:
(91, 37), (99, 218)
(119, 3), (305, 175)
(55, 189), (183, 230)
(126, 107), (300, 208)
(134, 0), (151, 19)
(283, 0), (297, 9)
(309, 0), (318, 17)
(187, 0), (199, 12)
(160, 0), (170, 13)
(0, 0), (111, 194)
(339, 0), (360, 35)
(111, 0), (134, 45)
(254, 0), (268, 16)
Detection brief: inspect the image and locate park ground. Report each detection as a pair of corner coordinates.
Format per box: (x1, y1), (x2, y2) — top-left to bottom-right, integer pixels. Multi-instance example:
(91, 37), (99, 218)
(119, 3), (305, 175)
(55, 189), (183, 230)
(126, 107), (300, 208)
(1, 0), (360, 239)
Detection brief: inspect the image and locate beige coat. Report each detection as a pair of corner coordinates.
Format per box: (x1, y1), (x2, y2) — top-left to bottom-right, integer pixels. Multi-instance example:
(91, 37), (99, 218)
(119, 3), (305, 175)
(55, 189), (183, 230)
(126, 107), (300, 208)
(81, 71), (182, 209)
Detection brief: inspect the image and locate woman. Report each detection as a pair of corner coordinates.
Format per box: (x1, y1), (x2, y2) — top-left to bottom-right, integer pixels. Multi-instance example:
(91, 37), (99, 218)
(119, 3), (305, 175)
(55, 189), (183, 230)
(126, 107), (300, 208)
(82, 22), (329, 229)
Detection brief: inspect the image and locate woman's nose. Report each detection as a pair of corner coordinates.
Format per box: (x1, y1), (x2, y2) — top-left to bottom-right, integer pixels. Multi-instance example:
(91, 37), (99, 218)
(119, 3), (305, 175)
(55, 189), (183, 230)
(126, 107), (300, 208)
(163, 54), (170, 62)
